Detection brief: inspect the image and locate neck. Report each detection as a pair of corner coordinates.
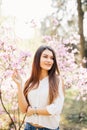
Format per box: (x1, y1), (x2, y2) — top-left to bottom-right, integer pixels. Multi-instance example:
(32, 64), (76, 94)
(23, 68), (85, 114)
(40, 70), (48, 80)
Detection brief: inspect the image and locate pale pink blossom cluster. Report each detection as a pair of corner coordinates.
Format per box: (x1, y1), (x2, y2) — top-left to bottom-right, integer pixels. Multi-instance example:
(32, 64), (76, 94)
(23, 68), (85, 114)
(43, 35), (87, 102)
(0, 40), (31, 129)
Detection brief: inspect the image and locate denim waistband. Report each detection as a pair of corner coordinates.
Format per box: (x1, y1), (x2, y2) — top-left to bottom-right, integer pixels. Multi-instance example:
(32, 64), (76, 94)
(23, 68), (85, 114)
(24, 122), (59, 130)
(25, 122), (44, 129)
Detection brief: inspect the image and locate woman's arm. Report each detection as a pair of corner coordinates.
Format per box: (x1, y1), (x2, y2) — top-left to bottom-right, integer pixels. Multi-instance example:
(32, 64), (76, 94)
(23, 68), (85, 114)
(46, 76), (65, 115)
(26, 106), (51, 116)
(17, 84), (28, 113)
(12, 70), (28, 113)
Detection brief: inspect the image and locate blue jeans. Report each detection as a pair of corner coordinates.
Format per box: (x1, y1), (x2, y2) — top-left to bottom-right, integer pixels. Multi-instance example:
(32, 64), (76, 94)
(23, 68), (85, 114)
(24, 122), (59, 130)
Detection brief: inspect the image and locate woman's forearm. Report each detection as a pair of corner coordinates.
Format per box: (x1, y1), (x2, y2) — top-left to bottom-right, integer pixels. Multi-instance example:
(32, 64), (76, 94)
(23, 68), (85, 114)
(26, 106), (51, 116)
(35, 107), (51, 115)
(17, 84), (28, 113)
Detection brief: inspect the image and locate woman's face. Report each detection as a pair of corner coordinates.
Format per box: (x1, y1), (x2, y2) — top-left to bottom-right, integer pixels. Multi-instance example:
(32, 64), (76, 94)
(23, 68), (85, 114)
(40, 49), (54, 71)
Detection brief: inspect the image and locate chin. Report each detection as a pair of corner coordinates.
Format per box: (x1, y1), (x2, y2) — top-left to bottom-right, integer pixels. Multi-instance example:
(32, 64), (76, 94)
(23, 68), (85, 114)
(45, 67), (52, 71)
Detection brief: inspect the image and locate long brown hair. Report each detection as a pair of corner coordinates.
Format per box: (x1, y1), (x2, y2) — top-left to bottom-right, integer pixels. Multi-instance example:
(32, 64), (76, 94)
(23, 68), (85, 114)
(23, 45), (60, 104)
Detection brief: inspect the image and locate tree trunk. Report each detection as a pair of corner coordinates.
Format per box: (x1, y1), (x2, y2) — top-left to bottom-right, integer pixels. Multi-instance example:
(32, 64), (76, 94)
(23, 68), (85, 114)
(77, 0), (86, 67)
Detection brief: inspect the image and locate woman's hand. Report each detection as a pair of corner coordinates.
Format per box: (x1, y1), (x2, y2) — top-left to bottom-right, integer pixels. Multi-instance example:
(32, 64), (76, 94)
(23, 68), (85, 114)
(12, 69), (22, 87)
(26, 106), (35, 116)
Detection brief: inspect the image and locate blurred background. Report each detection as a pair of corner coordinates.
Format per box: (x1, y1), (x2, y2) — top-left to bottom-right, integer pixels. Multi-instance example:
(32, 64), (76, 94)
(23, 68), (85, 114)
(0, 0), (87, 129)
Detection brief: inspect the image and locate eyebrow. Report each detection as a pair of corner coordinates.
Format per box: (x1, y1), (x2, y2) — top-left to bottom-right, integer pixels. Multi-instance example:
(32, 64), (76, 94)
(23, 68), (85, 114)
(42, 53), (54, 57)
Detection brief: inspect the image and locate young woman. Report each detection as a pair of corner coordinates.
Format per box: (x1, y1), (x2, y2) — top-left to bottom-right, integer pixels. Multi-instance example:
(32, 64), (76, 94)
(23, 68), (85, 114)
(12, 45), (65, 130)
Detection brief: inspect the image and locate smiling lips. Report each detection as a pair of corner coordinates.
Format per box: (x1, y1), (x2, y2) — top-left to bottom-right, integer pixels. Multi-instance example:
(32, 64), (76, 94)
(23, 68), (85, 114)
(44, 63), (52, 67)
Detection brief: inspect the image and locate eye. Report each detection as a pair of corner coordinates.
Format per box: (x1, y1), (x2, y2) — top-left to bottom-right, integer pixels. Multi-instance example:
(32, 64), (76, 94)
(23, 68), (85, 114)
(50, 56), (54, 60)
(43, 55), (48, 58)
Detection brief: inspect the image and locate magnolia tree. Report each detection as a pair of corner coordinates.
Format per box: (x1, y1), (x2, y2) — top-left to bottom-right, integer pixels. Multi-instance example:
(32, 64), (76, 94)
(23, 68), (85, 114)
(0, 19), (87, 129)
(0, 41), (31, 129)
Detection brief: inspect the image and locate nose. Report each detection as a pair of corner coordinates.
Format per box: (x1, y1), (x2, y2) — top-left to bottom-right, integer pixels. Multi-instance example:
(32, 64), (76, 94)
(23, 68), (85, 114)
(47, 58), (53, 63)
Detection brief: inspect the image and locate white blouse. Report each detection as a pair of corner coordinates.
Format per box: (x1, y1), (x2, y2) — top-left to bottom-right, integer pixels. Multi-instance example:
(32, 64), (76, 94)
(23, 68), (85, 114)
(25, 76), (64, 129)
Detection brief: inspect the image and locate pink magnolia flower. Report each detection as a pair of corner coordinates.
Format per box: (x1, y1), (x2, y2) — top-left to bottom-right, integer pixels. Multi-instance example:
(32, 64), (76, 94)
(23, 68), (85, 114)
(53, 18), (59, 26)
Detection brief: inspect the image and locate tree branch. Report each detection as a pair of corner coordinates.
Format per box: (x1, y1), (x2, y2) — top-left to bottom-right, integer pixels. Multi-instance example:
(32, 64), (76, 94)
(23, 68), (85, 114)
(0, 92), (17, 130)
